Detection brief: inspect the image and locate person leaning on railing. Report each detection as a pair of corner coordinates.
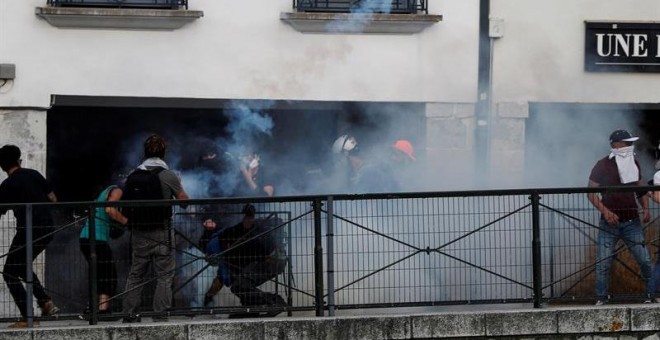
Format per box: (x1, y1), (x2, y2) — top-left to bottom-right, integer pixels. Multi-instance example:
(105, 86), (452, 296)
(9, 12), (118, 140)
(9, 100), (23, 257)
(0, 145), (60, 328)
(587, 129), (653, 306)
(79, 170), (129, 315)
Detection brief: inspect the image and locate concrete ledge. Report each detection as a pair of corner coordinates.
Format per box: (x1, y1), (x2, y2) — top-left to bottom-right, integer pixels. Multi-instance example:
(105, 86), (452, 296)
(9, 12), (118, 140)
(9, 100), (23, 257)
(35, 6), (203, 30)
(485, 310), (557, 337)
(3, 306), (660, 339)
(189, 321), (265, 340)
(411, 312), (484, 338)
(557, 306), (629, 334)
(632, 305), (660, 331)
(280, 12), (441, 34)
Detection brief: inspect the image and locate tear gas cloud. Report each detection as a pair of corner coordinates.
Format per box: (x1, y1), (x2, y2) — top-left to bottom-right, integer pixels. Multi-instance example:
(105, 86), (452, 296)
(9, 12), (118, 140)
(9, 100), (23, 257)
(325, 0), (392, 34)
(116, 103), (658, 199)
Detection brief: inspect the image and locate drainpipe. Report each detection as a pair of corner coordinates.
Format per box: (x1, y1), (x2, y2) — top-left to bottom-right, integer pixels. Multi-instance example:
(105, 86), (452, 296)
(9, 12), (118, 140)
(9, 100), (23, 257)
(475, 0), (492, 187)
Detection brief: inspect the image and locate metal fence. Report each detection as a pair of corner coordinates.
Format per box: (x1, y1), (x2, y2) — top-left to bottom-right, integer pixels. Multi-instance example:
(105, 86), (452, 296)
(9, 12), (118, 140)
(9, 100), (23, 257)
(294, 0), (428, 14)
(46, 0), (188, 10)
(0, 186), (657, 325)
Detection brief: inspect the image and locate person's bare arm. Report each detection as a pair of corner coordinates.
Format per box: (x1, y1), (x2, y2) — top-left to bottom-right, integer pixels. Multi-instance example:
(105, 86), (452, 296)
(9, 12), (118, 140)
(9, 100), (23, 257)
(240, 166), (259, 191)
(263, 185), (274, 197)
(47, 192), (57, 202)
(176, 189), (189, 200)
(104, 187), (128, 225)
(587, 179), (619, 225)
(636, 179), (651, 222)
(651, 190), (660, 204)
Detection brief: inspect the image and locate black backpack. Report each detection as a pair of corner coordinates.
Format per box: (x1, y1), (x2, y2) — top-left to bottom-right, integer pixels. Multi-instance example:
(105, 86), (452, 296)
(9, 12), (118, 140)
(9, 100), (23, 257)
(122, 167), (170, 229)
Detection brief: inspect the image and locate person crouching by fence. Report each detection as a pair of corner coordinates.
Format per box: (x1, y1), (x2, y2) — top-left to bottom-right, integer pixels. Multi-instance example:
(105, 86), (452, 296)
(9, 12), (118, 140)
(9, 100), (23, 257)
(79, 170), (129, 315)
(0, 145), (59, 328)
(200, 204), (287, 316)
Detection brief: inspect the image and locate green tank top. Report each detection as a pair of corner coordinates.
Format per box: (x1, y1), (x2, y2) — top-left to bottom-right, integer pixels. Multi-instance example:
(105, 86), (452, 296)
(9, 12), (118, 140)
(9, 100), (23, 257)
(80, 185), (116, 242)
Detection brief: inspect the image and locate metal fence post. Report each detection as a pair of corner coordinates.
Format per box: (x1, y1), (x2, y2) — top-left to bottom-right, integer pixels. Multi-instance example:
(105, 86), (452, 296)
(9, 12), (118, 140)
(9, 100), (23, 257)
(313, 198), (324, 316)
(88, 206), (98, 325)
(25, 204), (34, 327)
(326, 196), (335, 316)
(530, 192), (543, 308)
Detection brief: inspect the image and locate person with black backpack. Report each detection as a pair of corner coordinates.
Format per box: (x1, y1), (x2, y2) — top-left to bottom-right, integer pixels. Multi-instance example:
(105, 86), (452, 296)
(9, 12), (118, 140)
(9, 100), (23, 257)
(120, 134), (189, 323)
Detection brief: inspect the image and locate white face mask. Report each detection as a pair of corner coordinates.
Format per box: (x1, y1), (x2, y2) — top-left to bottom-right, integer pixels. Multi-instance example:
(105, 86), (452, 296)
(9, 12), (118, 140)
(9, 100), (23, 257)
(611, 145), (634, 158)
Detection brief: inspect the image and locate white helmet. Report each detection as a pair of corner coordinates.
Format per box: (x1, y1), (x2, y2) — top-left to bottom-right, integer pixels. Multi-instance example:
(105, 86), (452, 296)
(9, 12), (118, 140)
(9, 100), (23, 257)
(332, 135), (357, 154)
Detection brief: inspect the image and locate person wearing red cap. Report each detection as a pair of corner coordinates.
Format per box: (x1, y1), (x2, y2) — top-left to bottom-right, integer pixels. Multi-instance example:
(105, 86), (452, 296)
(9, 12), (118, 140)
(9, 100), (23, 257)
(587, 129), (653, 305)
(352, 139), (417, 193)
(392, 140), (416, 163)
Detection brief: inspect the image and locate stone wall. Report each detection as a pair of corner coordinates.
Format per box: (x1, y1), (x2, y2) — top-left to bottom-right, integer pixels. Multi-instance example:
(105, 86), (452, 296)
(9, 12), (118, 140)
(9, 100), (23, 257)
(2, 305), (660, 339)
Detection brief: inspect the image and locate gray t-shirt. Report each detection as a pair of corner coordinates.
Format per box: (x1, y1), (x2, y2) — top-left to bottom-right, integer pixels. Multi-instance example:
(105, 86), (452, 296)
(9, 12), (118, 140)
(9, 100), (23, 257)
(146, 167), (182, 199)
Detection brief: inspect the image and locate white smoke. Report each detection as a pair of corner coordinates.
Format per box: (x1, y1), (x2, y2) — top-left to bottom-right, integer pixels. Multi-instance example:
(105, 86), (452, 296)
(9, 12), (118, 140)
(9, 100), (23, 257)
(325, 0), (393, 34)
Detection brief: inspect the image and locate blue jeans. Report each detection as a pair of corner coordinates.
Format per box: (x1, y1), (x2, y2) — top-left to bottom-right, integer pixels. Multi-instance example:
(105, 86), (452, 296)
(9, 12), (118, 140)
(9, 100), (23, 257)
(205, 235), (232, 287)
(595, 218), (654, 298)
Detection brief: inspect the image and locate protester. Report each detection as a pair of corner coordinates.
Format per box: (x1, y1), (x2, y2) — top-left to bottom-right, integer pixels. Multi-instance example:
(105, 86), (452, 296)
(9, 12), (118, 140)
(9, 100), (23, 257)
(587, 129), (653, 305)
(0, 145), (59, 328)
(353, 139), (417, 193)
(121, 134), (189, 322)
(199, 204), (286, 315)
(329, 134), (362, 193)
(79, 170), (129, 315)
(234, 152), (274, 197)
(196, 141), (226, 198)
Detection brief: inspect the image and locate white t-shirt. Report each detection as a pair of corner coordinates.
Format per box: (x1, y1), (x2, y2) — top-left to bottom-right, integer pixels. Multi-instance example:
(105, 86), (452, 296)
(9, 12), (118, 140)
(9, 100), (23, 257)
(654, 171), (660, 185)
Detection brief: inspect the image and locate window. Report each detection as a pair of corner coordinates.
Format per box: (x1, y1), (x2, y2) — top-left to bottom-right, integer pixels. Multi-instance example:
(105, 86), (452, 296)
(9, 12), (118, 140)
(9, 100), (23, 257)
(294, 0), (427, 15)
(38, 0), (201, 29)
(46, 0), (188, 10)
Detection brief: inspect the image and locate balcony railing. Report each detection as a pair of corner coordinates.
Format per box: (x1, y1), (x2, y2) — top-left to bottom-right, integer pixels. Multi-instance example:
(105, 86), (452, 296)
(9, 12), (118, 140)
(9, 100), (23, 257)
(294, 0), (428, 14)
(46, 0), (188, 10)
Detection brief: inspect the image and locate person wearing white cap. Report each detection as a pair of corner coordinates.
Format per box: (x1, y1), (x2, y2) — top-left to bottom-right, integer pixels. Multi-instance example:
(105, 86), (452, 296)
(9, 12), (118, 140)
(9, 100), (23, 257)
(587, 129), (653, 305)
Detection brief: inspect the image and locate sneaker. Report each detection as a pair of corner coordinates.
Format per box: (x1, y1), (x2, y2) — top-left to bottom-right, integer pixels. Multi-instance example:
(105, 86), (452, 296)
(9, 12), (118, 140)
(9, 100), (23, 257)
(40, 300), (59, 316)
(122, 314), (141, 323)
(595, 300), (607, 306)
(7, 320), (39, 328)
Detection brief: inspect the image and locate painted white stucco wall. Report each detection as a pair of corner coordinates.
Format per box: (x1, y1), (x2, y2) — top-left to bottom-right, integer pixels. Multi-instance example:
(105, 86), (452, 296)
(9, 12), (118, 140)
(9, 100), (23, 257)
(490, 0), (660, 104)
(0, 0), (479, 107)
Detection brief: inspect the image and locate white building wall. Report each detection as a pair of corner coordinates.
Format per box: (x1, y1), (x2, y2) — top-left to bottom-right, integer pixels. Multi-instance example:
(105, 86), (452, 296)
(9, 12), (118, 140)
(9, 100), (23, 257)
(490, 0), (660, 104)
(0, 0), (479, 107)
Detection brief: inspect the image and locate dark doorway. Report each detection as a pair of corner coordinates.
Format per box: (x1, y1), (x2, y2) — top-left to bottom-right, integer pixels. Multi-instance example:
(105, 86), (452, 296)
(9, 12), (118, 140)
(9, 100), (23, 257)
(42, 97), (426, 314)
(46, 99), (426, 201)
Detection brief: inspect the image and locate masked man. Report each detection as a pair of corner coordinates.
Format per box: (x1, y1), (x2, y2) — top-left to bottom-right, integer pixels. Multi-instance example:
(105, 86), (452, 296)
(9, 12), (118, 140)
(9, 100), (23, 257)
(587, 129), (653, 305)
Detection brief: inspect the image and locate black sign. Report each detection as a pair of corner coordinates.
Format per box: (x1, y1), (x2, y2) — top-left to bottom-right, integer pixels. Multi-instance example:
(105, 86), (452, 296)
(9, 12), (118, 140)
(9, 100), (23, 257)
(585, 22), (660, 72)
